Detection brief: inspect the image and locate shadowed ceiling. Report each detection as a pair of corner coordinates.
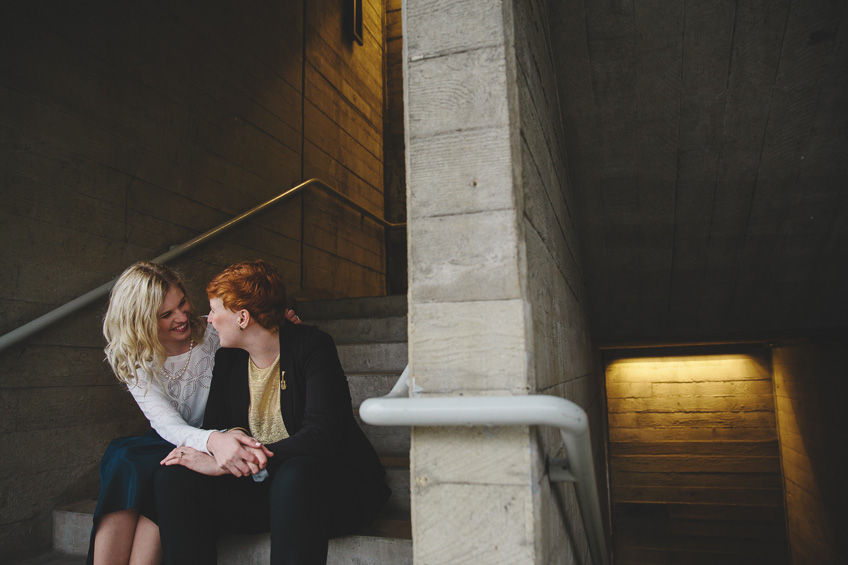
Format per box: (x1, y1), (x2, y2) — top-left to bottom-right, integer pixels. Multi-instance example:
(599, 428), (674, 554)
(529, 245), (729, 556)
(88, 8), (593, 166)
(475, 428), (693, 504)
(548, 0), (848, 343)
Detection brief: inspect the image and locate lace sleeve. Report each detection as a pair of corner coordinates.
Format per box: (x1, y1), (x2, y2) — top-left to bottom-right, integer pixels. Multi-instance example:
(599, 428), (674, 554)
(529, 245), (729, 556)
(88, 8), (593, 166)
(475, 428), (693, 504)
(128, 375), (215, 453)
(127, 325), (219, 453)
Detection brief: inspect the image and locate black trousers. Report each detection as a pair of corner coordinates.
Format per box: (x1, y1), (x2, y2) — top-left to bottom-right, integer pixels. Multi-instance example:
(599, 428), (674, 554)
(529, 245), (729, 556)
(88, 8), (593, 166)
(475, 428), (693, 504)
(154, 456), (363, 565)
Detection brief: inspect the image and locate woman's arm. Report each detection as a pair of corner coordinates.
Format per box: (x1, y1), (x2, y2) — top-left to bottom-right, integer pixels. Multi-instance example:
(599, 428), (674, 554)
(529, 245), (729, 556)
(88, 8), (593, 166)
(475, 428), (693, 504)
(160, 446), (228, 476)
(128, 323), (221, 452)
(128, 375), (215, 452)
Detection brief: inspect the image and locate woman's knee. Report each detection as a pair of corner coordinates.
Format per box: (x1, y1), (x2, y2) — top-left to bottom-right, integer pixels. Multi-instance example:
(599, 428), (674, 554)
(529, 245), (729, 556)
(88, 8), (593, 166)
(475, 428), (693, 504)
(269, 456), (332, 510)
(271, 457), (324, 490)
(95, 509), (139, 534)
(153, 465), (200, 508)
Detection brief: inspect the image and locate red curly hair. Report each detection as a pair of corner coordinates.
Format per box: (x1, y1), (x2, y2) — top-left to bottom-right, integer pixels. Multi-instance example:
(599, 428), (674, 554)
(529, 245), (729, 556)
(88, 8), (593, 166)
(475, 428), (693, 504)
(206, 260), (288, 331)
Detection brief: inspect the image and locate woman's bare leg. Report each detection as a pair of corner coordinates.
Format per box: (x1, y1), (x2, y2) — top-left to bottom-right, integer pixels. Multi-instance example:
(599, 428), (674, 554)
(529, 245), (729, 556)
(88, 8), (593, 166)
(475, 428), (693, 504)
(128, 515), (161, 565)
(93, 510), (138, 565)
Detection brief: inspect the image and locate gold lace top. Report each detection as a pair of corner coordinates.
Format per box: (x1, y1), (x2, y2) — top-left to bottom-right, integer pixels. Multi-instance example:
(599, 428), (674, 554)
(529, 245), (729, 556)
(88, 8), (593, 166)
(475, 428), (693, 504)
(247, 354), (289, 444)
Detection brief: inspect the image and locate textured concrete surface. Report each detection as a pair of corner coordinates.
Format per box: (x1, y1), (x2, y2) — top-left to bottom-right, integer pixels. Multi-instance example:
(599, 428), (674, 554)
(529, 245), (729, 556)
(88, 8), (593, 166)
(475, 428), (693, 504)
(548, 0), (848, 341)
(12, 552), (86, 565)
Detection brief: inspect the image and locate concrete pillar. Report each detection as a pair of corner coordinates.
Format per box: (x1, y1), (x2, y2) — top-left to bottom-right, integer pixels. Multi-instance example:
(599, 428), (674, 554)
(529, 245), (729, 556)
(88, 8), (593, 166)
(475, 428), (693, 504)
(404, 0), (537, 562)
(404, 0), (603, 562)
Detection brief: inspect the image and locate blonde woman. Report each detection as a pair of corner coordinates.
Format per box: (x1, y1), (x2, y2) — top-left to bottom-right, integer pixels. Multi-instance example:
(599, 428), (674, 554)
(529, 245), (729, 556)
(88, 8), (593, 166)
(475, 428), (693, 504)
(88, 262), (297, 565)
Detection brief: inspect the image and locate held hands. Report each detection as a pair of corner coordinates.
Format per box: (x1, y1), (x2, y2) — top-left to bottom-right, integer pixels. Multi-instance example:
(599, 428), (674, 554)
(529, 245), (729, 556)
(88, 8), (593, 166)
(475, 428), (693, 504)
(160, 446), (227, 476)
(205, 429), (274, 478)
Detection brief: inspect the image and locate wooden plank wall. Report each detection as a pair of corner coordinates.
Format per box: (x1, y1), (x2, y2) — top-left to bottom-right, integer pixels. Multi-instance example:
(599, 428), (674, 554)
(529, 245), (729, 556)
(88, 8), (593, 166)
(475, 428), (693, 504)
(772, 343), (846, 564)
(605, 349), (790, 564)
(383, 0), (407, 294)
(0, 0), (386, 559)
(302, 0), (387, 298)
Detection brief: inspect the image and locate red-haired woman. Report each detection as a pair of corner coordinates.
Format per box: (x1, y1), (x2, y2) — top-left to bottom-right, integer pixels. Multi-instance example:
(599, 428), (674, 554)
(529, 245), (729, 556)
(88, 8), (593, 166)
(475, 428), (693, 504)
(156, 259), (390, 565)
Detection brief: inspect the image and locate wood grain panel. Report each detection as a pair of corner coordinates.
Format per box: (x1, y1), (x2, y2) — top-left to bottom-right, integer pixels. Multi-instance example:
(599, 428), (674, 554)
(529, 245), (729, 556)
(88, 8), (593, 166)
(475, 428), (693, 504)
(303, 189), (385, 272)
(610, 440), (779, 456)
(383, 0), (406, 294)
(612, 470), (782, 489)
(609, 394), (776, 413)
(609, 410), (776, 430)
(300, 0), (385, 298)
(612, 455), (780, 474)
(611, 427), (779, 443)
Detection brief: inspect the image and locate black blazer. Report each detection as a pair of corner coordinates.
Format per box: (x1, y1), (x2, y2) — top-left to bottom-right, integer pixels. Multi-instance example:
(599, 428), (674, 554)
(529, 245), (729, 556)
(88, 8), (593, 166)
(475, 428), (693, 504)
(203, 322), (390, 522)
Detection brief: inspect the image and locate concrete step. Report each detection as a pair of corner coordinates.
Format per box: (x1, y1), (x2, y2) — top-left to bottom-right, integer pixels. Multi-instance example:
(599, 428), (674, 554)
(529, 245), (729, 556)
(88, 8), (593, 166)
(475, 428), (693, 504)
(52, 483), (412, 565)
(348, 373), (404, 407)
(312, 316), (407, 345)
(382, 458), (411, 516)
(356, 412), (411, 457)
(346, 372), (411, 456)
(11, 552), (85, 565)
(294, 295), (407, 321)
(218, 530), (412, 565)
(338, 342), (407, 374)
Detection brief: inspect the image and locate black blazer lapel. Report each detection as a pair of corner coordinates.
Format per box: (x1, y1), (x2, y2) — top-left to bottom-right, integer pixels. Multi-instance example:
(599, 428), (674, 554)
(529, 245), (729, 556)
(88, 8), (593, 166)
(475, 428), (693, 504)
(278, 323), (298, 434)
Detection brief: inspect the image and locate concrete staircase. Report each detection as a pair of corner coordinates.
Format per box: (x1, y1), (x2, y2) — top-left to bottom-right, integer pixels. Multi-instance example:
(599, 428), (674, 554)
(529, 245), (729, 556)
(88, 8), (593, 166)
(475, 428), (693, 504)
(37, 295), (411, 565)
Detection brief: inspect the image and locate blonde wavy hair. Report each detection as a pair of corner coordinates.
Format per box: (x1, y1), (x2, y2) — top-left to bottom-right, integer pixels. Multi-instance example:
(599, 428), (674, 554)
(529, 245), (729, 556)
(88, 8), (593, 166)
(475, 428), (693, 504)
(103, 261), (204, 387)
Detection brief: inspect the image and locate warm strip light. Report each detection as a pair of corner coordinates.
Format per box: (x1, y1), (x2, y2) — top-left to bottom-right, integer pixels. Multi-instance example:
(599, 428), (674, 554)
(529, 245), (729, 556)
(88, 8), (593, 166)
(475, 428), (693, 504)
(607, 354), (768, 383)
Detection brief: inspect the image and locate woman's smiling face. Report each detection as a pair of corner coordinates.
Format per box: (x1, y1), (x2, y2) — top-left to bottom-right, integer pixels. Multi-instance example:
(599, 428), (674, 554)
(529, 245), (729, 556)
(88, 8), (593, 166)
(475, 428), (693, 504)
(157, 285), (192, 355)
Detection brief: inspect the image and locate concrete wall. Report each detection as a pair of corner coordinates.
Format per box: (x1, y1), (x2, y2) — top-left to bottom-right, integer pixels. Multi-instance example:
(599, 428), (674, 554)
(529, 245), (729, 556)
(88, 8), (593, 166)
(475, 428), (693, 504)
(0, 0), (385, 559)
(514, 0), (607, 562)
(606, 349), (789, 563)
(404, 0), (604, 562)
(772, 342), (847, 564)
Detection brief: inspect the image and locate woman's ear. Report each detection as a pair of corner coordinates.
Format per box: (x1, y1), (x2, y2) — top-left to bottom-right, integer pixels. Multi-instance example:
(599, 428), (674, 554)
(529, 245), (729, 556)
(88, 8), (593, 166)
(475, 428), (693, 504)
(237, 309), (251, 330)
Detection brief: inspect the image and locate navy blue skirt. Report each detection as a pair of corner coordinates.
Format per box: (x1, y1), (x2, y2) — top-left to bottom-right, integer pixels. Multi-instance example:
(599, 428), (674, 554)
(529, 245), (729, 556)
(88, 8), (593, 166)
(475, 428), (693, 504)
(86, 429), (174, 564)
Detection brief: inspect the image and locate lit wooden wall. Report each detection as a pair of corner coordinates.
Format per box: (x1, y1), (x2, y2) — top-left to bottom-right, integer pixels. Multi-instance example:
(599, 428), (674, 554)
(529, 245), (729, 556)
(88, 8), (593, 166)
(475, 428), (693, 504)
(605, 349), (789, 564)
(773, 342), (846, 564)
(302, 0), (387, 297)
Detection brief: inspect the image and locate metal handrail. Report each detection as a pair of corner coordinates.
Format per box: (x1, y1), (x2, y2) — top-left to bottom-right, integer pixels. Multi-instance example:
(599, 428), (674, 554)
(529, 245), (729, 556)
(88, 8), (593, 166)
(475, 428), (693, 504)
(360, 367), (609, 565)
(0, 178), (405, 352)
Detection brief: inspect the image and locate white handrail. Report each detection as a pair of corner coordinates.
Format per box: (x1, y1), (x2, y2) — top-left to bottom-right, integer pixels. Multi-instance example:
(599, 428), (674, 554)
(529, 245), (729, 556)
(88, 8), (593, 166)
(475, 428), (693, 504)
(360, 367), (609, 565)
(0, 178), (405, 353)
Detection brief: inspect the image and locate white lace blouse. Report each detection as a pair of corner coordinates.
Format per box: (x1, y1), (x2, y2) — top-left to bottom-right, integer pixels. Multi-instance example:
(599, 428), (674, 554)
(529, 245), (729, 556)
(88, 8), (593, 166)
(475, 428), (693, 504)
(127, 323), (220, 453)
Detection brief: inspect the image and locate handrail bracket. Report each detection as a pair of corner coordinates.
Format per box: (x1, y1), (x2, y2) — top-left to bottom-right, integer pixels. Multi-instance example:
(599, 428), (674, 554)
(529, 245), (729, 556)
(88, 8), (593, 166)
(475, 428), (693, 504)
(548, 457), (578, 483)
(360, 373), (610, 565)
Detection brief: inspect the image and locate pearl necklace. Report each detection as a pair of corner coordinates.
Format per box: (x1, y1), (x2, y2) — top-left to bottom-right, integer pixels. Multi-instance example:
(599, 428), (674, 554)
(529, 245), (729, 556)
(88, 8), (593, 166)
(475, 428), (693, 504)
(165, 339), (195, 381)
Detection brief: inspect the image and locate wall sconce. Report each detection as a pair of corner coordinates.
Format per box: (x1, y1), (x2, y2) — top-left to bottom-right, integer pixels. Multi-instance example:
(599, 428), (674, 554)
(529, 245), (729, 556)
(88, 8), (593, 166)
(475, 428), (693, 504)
(346, 0), (363, 45)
